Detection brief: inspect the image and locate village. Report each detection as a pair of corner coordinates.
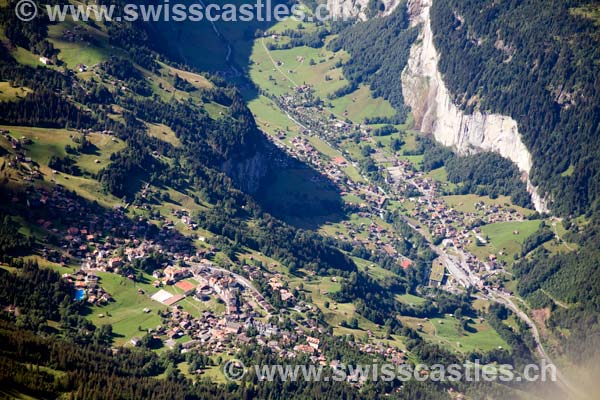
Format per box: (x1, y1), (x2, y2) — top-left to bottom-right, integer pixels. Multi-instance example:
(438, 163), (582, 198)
(1, 80), (528, 382)
(0, 152), (408, 381)
(66, 242), (410, 380)
(262, 82), (531, 295)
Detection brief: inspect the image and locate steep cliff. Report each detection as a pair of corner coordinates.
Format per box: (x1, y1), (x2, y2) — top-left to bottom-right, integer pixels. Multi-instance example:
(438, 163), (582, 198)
(401, 0), (548, 212)
(221, 147), (269, 194)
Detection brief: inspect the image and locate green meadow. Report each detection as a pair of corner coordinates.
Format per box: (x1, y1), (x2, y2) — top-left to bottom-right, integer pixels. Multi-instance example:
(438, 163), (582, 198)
(88, 272), (164, 346)
(472, 220), (542, 264)
(400, 315), (508, 354)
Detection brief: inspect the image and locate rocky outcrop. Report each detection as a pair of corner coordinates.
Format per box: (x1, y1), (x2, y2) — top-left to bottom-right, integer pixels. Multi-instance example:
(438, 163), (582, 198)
(221, 149), (269, 194)
(327, 0), (401, 21)
(401, 0), (549, 212)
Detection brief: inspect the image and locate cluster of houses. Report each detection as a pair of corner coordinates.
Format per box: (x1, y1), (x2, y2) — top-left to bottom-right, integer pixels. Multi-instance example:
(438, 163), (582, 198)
(25, 186), (194, 266)
(154, 293), (408, 380)
(63, 269), (113, 305)
(280, 136), (404, 262)
(136, 256), (408, 372)
(263, 79), (531, 293)
(171, 209), (199, 230)
(267, 274), (296, 303)
(289, 136), (348, 186)
(355, 341), (406, 366)
(407, 192), (525, 276)
(383, 146), (529, 286)
(0, 131), (42, 182)
(61, 25), (88, 43)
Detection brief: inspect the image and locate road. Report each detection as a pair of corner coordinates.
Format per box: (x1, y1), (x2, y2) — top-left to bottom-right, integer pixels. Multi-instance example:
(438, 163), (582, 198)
(397, 215), (579, 395)
(256, 36), (582, 397)
(487, 290), (582, 397)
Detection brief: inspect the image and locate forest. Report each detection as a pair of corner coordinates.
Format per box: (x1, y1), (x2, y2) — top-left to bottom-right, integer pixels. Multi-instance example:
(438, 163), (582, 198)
(419, 137), (533, 208)
(514, 216), (600, 364)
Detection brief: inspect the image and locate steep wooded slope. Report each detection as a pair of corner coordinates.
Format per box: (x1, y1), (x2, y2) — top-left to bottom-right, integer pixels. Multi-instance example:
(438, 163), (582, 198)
(430, 0), (600, 216)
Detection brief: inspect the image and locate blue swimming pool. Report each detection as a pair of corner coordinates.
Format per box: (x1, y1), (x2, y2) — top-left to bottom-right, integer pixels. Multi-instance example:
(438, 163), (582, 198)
(74, 289), (85, 301)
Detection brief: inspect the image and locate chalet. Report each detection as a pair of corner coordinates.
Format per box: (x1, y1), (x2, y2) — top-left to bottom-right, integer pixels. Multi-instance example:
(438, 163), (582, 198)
(306, 336), (320, 350)
(108, 257), (123, 269)
(224, 321), (241, 334)
(163, 266), (191, 283)
(152, 270), (164, 279)
(280, 289), (294, 302)
(294, 344), (314, 354)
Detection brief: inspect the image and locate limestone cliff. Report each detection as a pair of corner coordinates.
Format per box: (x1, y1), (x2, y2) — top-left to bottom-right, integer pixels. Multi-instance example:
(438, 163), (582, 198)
(401, 0), (548, 212)
(221, 148), (269, 194)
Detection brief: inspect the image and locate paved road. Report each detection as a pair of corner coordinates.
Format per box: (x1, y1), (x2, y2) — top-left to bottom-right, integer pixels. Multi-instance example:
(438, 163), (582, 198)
(396, 215), (580, 395)
(487, 290), (581, 397)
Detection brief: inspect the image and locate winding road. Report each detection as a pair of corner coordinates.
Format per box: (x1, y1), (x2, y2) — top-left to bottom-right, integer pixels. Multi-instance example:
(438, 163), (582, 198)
(256, 28), (582, 399)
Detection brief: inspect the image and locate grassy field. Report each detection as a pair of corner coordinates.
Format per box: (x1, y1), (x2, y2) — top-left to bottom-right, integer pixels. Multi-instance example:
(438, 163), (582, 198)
(395, 293), (427, 306)
(76, 132), (127, 174)
(1, 125), (124, 208)
(201, 362), (229, 384)
(352, 256), (398, 280)
(329, 85), (396, 124)
(162, 64), (213, 90)
(47, 20), (121, 69)
(3, 125), (125, 176)
(9, 46), (43, 67)
(87, 272), (164, 346)
(442, 194), (535, 217)
(472, 220), (542, 264)
(55, 172), (122, 207)
(248, 18), (397, 124)
(425, 167), (448, 183)
(250, 39), (347, 97)
(4, 125), (73, 164)
(247, 95), (301, 140)
(400, 315), (508, 354)
(145, 122), (181, 147)
(0, 82), (32, 101)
